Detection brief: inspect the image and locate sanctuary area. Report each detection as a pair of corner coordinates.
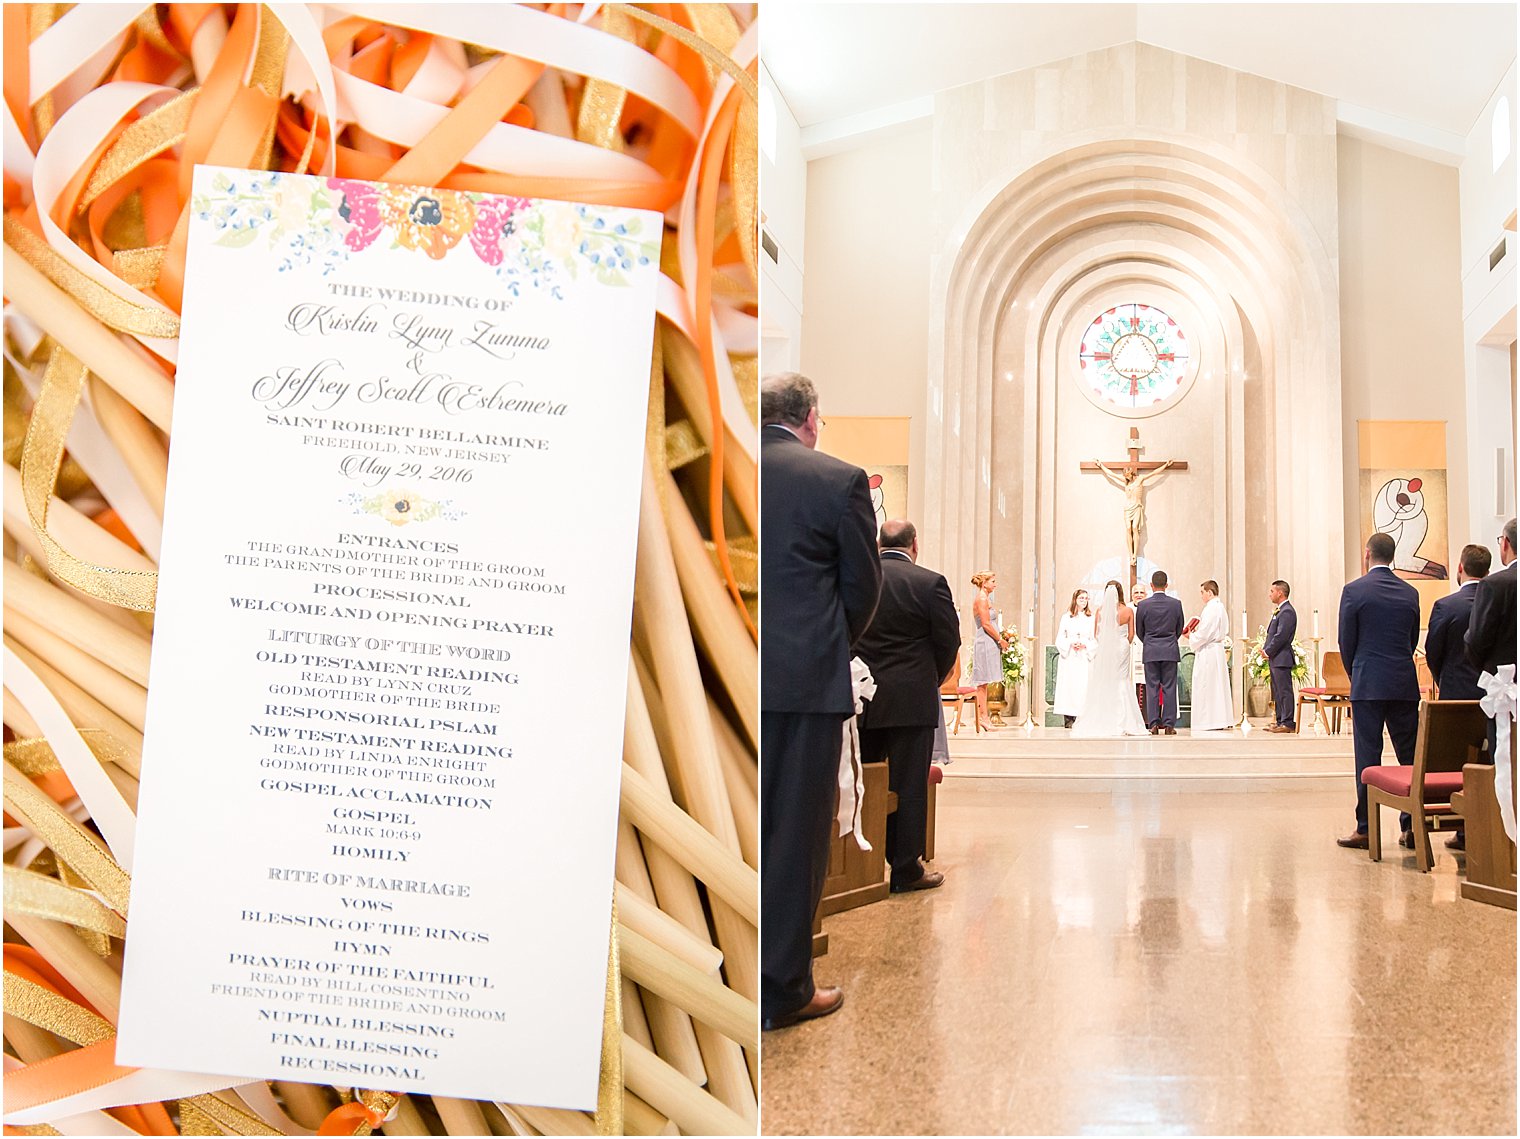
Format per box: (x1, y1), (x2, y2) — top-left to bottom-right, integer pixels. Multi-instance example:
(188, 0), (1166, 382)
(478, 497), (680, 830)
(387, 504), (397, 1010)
(759, 4), (1517, 1135)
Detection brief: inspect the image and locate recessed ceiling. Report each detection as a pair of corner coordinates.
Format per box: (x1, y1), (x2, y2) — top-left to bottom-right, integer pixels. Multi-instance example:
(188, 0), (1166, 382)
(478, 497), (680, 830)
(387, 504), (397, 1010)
(765, 3), (1516, 139)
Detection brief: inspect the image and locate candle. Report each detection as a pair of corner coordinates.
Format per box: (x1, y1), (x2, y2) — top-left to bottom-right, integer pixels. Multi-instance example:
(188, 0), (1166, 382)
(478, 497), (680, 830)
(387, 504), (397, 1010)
(1313, 608), (1320, 638)
(1027, 609), (1035, 638)
(996, 609), (1004, 632)
(1241, 610), (1248, 638)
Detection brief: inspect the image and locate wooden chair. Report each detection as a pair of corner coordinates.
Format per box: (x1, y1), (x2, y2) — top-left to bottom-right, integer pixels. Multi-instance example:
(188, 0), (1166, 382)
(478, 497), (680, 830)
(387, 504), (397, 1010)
(1297, 651), (1351, 734)
(940, 653), (980, 735)
(1364, 699), (1489, 871)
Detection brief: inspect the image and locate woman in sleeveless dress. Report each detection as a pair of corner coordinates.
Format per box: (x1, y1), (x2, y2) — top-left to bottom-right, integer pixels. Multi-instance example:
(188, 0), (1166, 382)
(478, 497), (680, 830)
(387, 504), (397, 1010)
(1072, 580), (1150, 738)
(969, 571), (1008, 731)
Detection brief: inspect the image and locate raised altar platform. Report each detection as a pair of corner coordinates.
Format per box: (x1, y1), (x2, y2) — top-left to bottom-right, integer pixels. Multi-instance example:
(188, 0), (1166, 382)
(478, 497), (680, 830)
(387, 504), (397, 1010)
(944, 720), (1355, 791)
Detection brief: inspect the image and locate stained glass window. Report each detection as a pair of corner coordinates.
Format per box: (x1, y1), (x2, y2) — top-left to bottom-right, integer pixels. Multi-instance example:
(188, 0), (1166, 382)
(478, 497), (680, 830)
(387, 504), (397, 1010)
(1077, 304), (1190, 411)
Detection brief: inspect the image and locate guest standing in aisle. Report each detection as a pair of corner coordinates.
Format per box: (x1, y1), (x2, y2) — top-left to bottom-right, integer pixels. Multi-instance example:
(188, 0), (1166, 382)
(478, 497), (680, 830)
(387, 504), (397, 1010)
(759, 373), (881, 1031)
(855, 520), (960, 892)
(1336, 532), (1421, 850)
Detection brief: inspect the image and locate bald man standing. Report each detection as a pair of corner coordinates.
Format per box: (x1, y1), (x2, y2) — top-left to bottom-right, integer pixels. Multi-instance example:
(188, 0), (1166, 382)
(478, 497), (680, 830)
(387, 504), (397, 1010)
(854, 520), (961, 892)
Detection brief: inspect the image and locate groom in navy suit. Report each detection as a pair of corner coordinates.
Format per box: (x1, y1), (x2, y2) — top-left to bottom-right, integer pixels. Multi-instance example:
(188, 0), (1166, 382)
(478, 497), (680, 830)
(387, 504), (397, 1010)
(1262, 580), (1298, 732)
(1134, 570), (1185, 734)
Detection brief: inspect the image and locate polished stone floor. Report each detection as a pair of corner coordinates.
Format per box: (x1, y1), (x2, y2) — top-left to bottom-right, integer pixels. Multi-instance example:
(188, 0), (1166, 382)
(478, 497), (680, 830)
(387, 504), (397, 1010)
(761, 784), (1517, 1135)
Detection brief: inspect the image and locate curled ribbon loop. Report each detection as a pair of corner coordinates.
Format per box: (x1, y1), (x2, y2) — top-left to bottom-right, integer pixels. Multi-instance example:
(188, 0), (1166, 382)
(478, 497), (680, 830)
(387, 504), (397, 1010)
(1478, 664), (1517, 841)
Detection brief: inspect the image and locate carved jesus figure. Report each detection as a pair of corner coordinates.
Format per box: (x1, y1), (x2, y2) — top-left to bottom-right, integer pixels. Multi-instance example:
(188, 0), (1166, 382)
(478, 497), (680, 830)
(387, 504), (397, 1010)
(1093, 459), (1174, 563)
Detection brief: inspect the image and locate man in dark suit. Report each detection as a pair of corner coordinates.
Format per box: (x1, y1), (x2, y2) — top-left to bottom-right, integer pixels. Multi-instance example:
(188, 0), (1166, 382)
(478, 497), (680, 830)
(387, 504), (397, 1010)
(1426, 543), (1492, 851)
(1261, 580), (1298, 733)
(760, 372), (881, 1031)
(1465, 517), (1516, 770)
(855, 520), (960, 892)
(1466, 517), (1516, 676)
(1336, 532), (1422, 850)
(1134, 570), (1185, 735)
(1426, 544), (1491, 700)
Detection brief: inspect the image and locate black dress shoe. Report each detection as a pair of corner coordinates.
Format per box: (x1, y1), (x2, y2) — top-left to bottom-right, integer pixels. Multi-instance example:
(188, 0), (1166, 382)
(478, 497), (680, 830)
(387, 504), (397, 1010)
(1149, 726), (1159, 735)
(891, 870), (945, 893)
(1447, 832), (1466, 851)
(1163, 726), (1177, 735)
(1336, 831), (1370, 849)
(1399, 830), (1416, 850)
(762, 986), (844, 1031)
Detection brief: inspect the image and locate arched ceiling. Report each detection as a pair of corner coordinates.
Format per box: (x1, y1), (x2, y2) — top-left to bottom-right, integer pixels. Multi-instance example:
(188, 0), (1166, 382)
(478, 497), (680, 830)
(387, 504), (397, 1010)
(766, 3), (1516, 160)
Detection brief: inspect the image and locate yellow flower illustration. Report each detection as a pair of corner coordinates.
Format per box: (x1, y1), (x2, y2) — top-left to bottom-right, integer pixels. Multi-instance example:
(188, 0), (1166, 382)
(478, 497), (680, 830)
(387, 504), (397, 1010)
(381, 189), (476, 260)
(380, 491), (424, 526)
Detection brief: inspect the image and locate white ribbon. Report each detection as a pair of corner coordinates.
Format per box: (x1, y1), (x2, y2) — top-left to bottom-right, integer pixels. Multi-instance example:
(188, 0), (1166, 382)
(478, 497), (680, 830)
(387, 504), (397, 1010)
(836, 658), (877, 850)
(1478, 665), (1517, 841)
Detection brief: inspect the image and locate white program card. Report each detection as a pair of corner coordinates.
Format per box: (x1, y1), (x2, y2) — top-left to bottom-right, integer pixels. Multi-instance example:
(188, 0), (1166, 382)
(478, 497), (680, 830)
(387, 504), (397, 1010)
(117, 167), (658, 1109)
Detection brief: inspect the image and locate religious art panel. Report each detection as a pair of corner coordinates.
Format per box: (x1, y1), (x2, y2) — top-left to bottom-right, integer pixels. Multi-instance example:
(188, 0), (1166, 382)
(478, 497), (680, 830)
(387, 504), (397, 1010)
(1358, 421), (1452, 623)
(816, 417), (910, 535)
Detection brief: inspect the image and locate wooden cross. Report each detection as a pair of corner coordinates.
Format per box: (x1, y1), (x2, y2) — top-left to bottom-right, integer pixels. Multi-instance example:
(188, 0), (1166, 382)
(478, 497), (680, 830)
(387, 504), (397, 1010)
(1080, 427), (1189, 592)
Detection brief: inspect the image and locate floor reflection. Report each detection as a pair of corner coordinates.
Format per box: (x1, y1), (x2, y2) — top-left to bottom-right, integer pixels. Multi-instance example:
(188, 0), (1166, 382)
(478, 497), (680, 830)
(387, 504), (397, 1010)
(760, 784), (1517, 1135)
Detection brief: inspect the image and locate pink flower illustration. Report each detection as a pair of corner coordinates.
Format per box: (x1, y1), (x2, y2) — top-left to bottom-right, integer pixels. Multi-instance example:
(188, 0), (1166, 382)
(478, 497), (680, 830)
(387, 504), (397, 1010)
(328, 178), (384, 252)
(468, 195), (531, 266)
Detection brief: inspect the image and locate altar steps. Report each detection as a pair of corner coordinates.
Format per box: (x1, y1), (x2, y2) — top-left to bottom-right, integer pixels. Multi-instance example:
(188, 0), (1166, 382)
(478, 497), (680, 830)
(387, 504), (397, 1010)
(943, 721), (1355, 791)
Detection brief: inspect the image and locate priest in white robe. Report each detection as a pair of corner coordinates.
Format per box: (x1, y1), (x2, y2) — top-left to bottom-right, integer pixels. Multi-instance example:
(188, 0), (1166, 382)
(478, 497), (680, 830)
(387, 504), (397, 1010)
(1053, 588), (1097, 726)
(1188, 580), (1233, 731)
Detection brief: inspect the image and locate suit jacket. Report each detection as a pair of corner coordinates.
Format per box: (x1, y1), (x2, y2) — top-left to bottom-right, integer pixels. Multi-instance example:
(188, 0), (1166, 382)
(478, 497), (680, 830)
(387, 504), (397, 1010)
(855, 551), (960, 729)
(760, 426), (881, 714)
(1262, 600), (1297, 667)
(1134, 592), (1184, 663)
(1465, 560), (1517, 673)
(1337, 566), (1420, 701)
(1426, 583), (1482, 700)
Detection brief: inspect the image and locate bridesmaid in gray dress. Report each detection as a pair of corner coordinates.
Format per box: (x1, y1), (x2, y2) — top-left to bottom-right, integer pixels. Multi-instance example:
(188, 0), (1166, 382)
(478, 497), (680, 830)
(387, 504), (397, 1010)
(970, 571), (1010, 730)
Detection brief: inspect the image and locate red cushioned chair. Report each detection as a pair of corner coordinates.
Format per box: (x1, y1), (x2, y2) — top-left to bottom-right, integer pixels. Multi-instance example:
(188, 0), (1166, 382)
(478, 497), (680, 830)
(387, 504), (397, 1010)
(1363, 699), (1489, 871)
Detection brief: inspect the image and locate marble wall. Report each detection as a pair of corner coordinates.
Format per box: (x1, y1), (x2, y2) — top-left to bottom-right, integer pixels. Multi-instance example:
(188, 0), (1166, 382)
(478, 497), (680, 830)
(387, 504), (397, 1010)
(925, 42), (1344, 686)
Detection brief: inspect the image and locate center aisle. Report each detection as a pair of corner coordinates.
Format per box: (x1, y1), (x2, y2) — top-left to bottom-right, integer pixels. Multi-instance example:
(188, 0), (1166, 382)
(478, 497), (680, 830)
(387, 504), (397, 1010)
(760, 782), (1516, 1135)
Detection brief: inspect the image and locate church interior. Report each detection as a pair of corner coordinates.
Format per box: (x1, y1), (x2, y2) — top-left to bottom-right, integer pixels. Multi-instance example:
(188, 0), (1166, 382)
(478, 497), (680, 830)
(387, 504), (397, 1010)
(759, 4), (1518, 1134)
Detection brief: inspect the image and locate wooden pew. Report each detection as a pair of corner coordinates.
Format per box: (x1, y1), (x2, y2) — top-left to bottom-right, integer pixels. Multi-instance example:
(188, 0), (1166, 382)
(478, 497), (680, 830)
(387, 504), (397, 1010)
(1452, 751), (1518, 910)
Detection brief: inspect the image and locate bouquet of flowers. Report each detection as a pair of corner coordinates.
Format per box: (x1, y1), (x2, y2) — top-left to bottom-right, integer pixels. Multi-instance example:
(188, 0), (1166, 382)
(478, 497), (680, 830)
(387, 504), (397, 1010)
(1001, 632), (1026, 688)
(1247, 626), (1310, 682)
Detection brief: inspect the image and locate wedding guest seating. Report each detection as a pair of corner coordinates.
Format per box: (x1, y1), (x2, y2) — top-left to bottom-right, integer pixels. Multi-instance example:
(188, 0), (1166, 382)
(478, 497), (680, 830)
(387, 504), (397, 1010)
(1451, 755), (1518, 910)
(941, 652), (980, 734)
(1363, 699), (1489, 871)
(1296, 650), (1351, 734)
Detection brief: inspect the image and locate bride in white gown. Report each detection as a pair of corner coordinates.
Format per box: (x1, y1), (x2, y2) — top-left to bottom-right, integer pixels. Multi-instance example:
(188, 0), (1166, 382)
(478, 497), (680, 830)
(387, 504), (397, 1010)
(1072, 581), (1150, 738)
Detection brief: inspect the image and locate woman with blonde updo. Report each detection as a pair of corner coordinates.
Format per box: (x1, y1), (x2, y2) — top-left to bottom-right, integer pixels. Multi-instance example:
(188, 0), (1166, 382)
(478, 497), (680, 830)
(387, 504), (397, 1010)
(969, 571), (1010, 731)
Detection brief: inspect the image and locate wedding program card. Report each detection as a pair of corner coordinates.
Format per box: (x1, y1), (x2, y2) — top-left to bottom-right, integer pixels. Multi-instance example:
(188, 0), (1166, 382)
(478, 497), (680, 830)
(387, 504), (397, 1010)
(117, 168), (659, 1108)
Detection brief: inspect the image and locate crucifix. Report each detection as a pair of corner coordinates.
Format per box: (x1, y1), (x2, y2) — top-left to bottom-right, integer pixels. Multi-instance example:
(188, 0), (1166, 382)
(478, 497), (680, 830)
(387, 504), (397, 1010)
(1080, 427), (1188, 592)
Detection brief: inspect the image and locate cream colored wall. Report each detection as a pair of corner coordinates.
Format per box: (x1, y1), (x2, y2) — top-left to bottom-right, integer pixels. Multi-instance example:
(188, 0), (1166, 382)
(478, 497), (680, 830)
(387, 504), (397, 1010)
(799, 123), (933, 526)
(1337, 135), (1469, 584)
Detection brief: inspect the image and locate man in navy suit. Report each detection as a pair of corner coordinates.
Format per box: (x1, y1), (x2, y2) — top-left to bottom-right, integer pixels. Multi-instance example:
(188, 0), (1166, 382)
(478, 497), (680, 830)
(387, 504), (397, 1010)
(1134, 570), (1185, 735)
(1261, 580), (1298, 733)
(1426, 543), (1492, 850)
(1336, 532), (1422, 850)
(1426, 543), (1491, 700)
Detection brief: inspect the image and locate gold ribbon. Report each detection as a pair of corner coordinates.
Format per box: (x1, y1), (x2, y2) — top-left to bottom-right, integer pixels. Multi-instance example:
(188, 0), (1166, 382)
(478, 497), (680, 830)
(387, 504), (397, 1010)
(664, 418), (708, 470)
(3, 737), (62, 776)
(730, 353), (758, 428)
(28, 5), (60, 141)
(4, 217), (181, 339)
(248, 7), (290, 171)
(4, 864), (128, 941)
(2, 761), (131, 916)
(707, 535), (757, 595)
(79, 89), (197, 212)
(2, 973), (115, 1045)
(610, 5), (758, 105)
(578, 7), (634, 152)
(176, 1100), (224, 1136)
(594, 900), (623, 1137)
(182, 1092), (290, 1136)
(730, 97), (759, 284)
(19, 344), (160, 611)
